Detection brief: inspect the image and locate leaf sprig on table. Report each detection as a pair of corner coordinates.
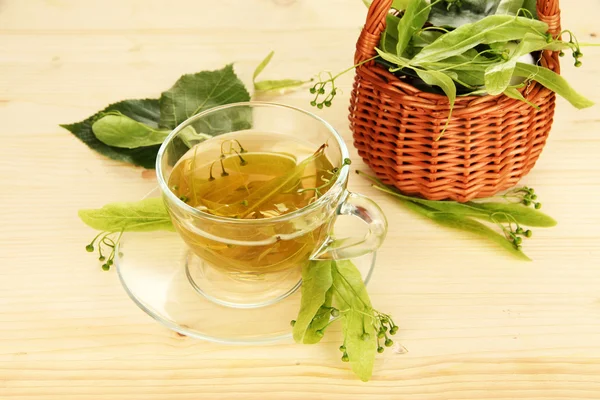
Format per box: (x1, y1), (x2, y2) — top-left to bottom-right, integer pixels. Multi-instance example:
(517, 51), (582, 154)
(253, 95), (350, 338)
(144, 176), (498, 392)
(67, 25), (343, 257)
(358, 171), (557, 260)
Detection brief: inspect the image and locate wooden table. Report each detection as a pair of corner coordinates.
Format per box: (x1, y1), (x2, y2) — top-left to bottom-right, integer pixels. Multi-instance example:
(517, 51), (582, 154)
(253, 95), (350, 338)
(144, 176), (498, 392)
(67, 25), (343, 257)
(1, 1), (600, 398)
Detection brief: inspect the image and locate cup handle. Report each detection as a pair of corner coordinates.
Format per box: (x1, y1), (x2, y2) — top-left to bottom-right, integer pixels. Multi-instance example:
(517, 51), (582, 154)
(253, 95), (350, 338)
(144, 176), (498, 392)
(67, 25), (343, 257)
(311, 191), (388, 261)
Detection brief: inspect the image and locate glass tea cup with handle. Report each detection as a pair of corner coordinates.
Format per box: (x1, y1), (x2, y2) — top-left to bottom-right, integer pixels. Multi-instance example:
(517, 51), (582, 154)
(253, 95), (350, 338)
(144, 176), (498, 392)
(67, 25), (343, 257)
(156, 102), (387, 308)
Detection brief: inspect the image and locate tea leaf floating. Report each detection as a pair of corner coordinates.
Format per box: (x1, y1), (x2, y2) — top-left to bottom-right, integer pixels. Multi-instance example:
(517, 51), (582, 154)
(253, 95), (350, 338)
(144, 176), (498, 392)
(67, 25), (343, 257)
(238, 145), (329, 218)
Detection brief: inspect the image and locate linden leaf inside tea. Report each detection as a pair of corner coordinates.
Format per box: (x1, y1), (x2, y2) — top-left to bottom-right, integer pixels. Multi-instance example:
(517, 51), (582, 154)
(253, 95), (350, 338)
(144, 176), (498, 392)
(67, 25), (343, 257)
(167, 132), (341, 274)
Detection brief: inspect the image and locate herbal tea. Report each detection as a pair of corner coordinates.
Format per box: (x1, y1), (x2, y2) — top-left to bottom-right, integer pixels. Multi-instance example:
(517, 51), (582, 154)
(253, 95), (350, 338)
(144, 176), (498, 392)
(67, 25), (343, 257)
(168, 132), (340, 274)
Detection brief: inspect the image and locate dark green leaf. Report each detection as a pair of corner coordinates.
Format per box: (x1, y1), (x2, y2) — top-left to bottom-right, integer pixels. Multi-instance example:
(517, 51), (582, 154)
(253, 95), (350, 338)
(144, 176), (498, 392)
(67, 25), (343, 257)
(332, 260), (376, 382)
(412, 15), (548, 64)
(514, 62), (595, 109)
(78, 198), (175, 232)
(60, 99), (162, 169)
(159, 64), (250, 129)
(293, 260), (333, 344)
(523, 0), (538, 18)
(92, 112), (170, 149)
(411, 30), (444, 49)
(429, 0), (501, 28)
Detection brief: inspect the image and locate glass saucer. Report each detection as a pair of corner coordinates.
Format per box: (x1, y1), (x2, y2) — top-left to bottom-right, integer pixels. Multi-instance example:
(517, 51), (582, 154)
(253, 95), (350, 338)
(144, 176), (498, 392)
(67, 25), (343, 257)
(115, 189), (376, 344)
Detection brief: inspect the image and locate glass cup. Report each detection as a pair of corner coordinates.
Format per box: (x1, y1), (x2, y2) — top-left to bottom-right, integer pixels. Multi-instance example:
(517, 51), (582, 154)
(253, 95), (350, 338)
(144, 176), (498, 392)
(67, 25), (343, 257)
(156, 102), (387, 308)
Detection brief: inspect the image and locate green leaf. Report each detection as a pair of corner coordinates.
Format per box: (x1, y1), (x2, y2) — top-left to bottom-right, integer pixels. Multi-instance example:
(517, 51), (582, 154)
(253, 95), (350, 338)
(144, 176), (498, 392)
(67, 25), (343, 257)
(293, 260), (333, 343)
(238, 146), (327, 218)
(60, 99), (162, 169)
(375, 48), (411, 68)
(78, 198), (175, 232)
(484, 34), (573, 95)
(485, 60), (518, 95)
(412, 15), (549, 65)
(523, 0), (538, 18)
(253, 51), (308, 92)
(415, 69), (456, 135)
(465, 201), (557, 227)
(254, 79), (307, 92)
(395, 0), (431, 57)
(302, 288), (334, 344)
(159, 64), (250, 129)
(502, 87), (540, 109)
(411, 30), (444, 49)
(397, 200), (531, 261)
(513, 62), (595, 109)
(332, 260), (376, 382)
(368, 179), (556, 228)
(92, 112), (170, 149)
(253, 51), (274, 82)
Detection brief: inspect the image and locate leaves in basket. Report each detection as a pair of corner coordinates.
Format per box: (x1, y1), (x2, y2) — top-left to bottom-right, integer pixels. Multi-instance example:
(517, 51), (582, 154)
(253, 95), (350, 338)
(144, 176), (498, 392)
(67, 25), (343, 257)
(412, 15), (549, 65)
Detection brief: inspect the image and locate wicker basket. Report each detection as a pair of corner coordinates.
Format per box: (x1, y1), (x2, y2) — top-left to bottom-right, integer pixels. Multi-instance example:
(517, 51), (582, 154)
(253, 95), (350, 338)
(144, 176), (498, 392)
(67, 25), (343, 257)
(350, 0), (561, 202)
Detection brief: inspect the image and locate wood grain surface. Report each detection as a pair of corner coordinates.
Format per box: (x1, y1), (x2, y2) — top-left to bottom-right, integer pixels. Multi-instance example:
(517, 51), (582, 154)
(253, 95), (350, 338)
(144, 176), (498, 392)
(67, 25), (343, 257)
(1, 0), (600, 398)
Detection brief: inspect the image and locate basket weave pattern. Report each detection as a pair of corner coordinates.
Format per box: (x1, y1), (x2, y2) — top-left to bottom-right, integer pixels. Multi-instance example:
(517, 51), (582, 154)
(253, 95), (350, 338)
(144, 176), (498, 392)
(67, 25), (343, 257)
(349, 0), (561, 202)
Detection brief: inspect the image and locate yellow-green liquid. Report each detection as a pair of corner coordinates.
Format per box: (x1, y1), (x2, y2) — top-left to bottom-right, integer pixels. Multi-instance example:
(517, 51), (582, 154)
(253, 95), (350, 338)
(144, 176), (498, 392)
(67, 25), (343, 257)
(168, 132), (336, 274)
